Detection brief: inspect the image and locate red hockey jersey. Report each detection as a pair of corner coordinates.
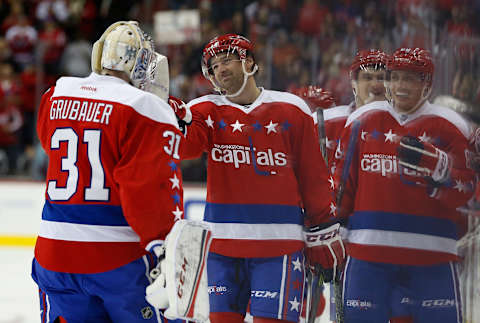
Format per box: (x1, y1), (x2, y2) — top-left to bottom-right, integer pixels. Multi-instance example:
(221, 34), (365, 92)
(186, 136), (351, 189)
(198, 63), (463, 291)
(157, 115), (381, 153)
(35, 73), (184, 273)
(323, 102), (354, 173)
(184, 89), (335, 258)
(336, 100), (474, 265)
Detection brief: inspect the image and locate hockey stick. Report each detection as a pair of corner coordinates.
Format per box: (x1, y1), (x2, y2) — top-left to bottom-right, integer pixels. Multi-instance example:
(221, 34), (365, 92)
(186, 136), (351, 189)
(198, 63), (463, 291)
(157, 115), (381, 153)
(333, 119), (361, 323)
(305, 107), (329, 323)
(317, 108), (328, 165)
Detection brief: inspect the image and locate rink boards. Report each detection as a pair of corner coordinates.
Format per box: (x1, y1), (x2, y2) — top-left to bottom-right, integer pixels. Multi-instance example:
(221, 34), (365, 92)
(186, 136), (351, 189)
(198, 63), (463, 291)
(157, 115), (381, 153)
(0, 180), (207, 247)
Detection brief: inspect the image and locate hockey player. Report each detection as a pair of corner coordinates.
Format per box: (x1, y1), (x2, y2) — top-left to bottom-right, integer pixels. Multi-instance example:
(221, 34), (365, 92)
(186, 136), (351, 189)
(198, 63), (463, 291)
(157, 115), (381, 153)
(169, 33), (345, 323)
(324, 49), (389, 174)
(31, 21), (187, 322)
(335, 47), (474, 322)
(295, 49), (411, 323)
(296, 50), (412, 323)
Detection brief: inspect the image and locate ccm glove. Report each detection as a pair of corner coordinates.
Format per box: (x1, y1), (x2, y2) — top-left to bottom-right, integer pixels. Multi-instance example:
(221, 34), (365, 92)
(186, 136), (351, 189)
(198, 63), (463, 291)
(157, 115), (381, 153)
(303, 223), (346, 282)
(168, 96), (192, 135)
(397, 135), (451, 184)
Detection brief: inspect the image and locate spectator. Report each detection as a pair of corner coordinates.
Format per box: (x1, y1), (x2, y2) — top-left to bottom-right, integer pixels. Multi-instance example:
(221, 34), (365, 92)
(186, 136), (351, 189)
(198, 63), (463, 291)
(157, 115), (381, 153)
(1, 1), (24, 34)
(59, 30), (92, 77)
(0, 62), (23, 174)
(5, 14), (37, 71)
(35, 0), (69, 24)
(38, 20), (66, 77)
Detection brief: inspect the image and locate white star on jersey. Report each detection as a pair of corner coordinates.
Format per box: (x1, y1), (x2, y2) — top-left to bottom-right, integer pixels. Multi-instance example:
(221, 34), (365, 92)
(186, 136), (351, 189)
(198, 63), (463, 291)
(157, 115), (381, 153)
(330, 202), (337, 216)
(230, 120), (245, 132)
(205, 115), (214, 128)
(169, 173), (180, 189)
(172, 206), (183, 221)
(328, 176), (335, 189)
(418, 132), (431, 143)
(454, 180), (467, 193)
(384, 129), (396, 143)
(265, 121), (278, 134)
(292, 257), (302, 272)
(361, 130), (368, 141)
(289, 297), (300, 312)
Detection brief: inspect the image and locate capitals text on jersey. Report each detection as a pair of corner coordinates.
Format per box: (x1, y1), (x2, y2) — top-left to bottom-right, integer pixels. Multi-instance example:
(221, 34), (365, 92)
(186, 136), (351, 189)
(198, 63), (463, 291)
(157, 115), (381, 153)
(211, 143), (287, 169)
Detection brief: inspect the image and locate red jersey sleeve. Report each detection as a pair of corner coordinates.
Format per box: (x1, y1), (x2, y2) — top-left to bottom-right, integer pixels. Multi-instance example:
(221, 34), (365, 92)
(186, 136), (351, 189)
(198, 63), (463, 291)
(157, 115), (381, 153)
(113, 108), (184, 249)
(295, 113), (337, 227)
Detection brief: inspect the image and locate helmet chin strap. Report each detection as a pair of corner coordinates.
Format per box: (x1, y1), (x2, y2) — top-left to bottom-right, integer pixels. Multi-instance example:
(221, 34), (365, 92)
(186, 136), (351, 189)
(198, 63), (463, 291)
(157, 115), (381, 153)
(209, 60), (258, 98)
(225, 60), (258, 98)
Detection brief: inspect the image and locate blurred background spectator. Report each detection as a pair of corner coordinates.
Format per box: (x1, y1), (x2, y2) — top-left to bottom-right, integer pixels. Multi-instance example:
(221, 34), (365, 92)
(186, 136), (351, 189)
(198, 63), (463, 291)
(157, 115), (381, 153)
(1, 0), (479, 182)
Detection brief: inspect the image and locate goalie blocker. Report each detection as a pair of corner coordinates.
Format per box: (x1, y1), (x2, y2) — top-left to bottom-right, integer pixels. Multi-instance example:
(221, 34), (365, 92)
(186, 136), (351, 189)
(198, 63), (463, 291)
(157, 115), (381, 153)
(146, 220), (213, 322)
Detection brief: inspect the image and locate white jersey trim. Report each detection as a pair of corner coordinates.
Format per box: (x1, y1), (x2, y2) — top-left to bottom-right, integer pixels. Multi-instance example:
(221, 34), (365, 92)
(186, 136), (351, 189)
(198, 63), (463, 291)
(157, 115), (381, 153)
(39, 219), (141, 242)
(187, 89), (313, 120)
(417, 101), (472, 139)
(348, 228), (457, 255)
(345, 101), (389, 127)
(209, 222), (303, 241)
(324, 103), (354, 121)
(345, 100), (472, 139)
(52, 73), (179, 130)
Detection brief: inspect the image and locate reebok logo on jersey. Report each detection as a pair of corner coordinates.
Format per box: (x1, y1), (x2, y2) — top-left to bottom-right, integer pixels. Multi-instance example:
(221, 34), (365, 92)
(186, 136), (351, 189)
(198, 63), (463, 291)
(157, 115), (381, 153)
(361, 153), (423, 177)
(80, 85), (97, 92)
(211, 144), (287, 169)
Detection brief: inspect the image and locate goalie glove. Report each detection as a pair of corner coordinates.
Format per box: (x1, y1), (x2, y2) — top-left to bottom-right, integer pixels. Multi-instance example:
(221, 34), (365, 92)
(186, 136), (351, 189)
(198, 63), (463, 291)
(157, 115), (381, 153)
(168, 96), (192, 135)
(303, 223), (346, 282)
(397, 135), (451, 184)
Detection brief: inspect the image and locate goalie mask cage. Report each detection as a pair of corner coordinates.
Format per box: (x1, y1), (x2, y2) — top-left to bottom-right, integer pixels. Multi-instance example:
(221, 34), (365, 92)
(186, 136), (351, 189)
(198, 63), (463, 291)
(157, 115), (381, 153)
(458, 214), (480, 323)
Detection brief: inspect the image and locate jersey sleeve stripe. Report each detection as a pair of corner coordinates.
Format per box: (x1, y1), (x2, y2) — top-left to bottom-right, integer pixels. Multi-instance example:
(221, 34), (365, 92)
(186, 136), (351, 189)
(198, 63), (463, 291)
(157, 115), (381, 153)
(209, 222), (303, 241)
(204, 203), (303, 224)
(348, 229), (457, 255)
(350, 211), (458, 239)
(39, 220), (140, 242)
(43, 201), (127, 226)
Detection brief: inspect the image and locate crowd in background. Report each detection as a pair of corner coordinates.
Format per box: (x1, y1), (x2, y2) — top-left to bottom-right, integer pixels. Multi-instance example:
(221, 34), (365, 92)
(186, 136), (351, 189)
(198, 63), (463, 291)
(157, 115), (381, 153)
(1, 0), (480, 181)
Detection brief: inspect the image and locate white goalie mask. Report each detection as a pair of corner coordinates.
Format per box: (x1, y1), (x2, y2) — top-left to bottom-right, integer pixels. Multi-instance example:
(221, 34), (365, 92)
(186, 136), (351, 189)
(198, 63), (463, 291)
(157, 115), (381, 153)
(91, 21), (169, 100)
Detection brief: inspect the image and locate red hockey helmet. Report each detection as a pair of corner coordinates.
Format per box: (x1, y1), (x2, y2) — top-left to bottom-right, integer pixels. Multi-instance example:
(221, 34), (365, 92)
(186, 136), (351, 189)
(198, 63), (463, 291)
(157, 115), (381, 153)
(387, 48), (434, 83)
(201, 34), (254, 78)
(201, 34), (258, 97)
(350, 49), (388, 79)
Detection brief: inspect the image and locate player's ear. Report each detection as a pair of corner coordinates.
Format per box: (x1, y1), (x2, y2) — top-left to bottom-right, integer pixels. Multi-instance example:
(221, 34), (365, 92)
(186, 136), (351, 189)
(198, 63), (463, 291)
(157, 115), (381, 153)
(351, 80), (358, 96)
(421, 85), (431, 99)
(245, 56), (255, 72)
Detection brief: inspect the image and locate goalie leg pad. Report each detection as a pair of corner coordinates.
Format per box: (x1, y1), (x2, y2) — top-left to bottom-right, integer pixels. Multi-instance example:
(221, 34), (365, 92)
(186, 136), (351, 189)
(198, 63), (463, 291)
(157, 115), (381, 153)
(162, 220), (213, 322)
